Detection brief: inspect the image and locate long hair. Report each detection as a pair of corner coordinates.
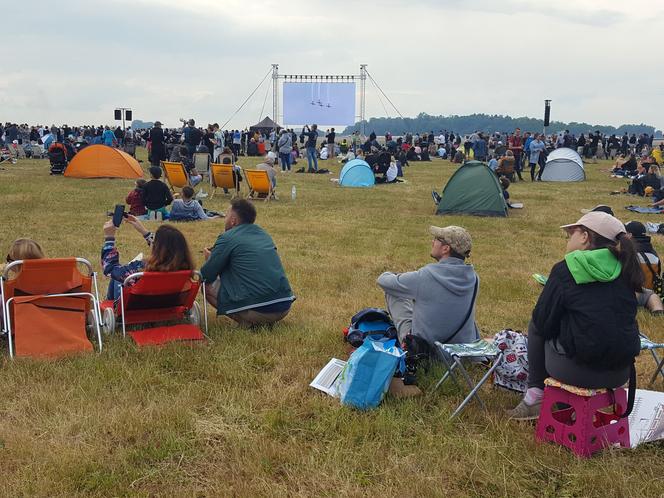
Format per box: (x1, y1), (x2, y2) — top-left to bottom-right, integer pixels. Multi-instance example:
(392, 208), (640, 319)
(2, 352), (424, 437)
(145, 225), (194, 273)
(585, 228), (644, 292)
(8, 238), (44, 261)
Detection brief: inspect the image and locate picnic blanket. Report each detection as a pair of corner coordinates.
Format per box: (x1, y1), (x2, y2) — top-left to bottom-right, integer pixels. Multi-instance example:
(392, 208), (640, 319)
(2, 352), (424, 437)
(625, 205), (664, 214)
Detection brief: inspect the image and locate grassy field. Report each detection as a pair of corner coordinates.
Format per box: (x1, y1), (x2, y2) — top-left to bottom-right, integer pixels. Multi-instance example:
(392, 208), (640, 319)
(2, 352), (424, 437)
(1, 149), (664, 497)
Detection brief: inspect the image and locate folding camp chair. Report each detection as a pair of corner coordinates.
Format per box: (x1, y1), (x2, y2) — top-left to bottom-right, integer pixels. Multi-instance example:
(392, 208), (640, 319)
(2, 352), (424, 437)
(193, 152), (211, 177)
(1, 258), (103, 358)
(161, 161), (191, 192)
(100, 270), (208, 346)
(244, 168), (276, 201)
(640, 334), (664, 385)
(433, 339), (504, 419)
(210, 163), (241, 198)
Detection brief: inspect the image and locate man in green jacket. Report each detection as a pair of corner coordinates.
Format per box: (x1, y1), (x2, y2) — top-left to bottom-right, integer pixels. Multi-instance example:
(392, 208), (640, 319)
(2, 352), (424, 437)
(201, 199), (295, 327)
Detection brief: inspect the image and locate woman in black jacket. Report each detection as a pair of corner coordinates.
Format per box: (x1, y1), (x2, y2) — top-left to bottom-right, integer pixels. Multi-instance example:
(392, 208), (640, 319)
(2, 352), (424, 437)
(508, 211), (643, 420)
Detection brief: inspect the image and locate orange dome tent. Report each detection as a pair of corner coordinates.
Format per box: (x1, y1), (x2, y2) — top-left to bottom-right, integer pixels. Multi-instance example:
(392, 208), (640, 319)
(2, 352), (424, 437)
(64, 145), (143, 179)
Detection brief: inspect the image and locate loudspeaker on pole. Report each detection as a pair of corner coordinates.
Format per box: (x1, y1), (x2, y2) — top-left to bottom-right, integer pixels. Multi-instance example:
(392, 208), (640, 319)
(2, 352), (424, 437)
(544, 100), (551, 127)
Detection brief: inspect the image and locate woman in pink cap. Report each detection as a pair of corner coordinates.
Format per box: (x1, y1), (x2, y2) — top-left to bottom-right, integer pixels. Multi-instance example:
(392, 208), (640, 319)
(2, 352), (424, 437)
(508, 211), (643, 420)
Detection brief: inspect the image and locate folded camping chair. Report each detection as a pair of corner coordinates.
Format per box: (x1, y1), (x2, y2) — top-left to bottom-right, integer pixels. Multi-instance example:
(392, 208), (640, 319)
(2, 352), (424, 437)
(433, 339), (504, 419)
(100, 270), (208, 346)
(1, 258), (103, 358)
(161, 161), (191, 192)
(640, 334), (664, 385)
(193, 152), (211, 177)
(210, 163), (241, 199)
(244, 168), (275, 201)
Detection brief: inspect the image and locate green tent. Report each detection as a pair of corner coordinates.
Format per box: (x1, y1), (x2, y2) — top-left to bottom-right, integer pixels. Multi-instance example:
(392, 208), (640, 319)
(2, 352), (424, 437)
(436, 161), (508, 217)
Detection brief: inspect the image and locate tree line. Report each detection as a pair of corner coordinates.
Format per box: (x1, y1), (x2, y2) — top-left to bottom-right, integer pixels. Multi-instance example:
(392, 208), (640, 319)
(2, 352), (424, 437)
(342, 113), (661, 137)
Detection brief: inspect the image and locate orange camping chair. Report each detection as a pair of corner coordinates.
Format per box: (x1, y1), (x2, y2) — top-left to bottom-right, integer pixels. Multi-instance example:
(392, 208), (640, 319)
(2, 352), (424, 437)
(244, 169), (275, 201)
(99, 270), (208, 346)
(161, 161), (190, 192)
(210, 163), (241, 198)
(1, 258), (103, 358)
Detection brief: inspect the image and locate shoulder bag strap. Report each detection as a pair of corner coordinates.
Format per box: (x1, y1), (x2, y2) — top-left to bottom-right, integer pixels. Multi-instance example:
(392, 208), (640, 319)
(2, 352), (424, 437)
(640, 251), (659, 278)
(442, 275), (479, 344)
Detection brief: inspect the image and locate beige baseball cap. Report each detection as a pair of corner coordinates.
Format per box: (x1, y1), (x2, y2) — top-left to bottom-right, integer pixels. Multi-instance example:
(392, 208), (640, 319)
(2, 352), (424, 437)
(429, 225), (472, 256)
(560, 211), (626, 242)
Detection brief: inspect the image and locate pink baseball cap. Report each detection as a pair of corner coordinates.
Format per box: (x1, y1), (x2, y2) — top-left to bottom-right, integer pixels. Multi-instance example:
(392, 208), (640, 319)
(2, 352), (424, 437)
(560, 211), (626, 242)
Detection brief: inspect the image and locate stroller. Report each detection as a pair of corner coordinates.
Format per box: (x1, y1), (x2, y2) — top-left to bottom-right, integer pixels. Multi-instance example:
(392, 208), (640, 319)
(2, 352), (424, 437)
(48, 143), (68, 174)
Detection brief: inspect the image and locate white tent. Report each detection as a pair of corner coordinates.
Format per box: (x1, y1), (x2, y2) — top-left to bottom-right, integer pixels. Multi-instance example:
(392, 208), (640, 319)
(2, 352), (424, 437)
(540, 147), (585, 182)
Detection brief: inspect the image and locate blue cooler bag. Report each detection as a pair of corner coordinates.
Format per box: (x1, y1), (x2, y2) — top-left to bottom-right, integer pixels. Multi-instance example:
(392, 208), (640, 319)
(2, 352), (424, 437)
(338, 336), (405, 410)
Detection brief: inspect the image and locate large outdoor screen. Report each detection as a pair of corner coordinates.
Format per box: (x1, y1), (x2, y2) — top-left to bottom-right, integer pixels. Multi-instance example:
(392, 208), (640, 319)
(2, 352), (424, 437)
(283, 82), (356, 126)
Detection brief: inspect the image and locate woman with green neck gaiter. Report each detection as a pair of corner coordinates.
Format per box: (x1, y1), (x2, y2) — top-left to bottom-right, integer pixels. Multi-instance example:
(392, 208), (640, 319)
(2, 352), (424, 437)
(508, 211), (643, 421)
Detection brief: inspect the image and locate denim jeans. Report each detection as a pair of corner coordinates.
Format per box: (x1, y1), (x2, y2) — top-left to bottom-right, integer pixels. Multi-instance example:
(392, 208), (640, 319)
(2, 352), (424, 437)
(306, 146), (318, 172)
(279, 152), (291, 171)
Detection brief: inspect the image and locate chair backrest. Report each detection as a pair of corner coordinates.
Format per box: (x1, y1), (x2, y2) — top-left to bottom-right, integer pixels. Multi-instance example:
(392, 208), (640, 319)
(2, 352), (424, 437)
(121, 271), (200, 320)
(193, 153), (210, 174)
(161, 161), (190, 189)
(2, 258), (97, 358)
(244, 169), (271, 194)
(2, 258), (92, 299)
(211, 163), (238, 190)
(217, 153), (234, 165)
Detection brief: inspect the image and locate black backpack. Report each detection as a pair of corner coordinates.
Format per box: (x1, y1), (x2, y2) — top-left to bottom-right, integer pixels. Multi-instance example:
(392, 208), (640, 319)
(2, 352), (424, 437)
(344, 308), (396, 347)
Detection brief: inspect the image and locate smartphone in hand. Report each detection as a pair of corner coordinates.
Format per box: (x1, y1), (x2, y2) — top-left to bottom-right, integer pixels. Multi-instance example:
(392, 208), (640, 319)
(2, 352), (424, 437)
(112, 204), (126, 228)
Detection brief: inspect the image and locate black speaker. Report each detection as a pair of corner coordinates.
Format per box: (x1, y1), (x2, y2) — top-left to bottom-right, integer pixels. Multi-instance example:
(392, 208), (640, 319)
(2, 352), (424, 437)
(114, 109), (122, 120)
(544, 102), (551, 127)
(125, 110), (132, 121)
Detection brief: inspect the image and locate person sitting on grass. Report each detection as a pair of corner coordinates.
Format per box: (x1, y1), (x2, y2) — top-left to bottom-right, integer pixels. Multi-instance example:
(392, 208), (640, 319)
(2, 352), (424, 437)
(142, 166), (173, 220)
(508, 212), (642, 420)
(200, 199), (295, 327)
(101, 216), (194, 300)
(624, 220), (664, 315)
(126, 179), (147, 216)
(377, 226), (479, 351)
(169, 186), (219, 222)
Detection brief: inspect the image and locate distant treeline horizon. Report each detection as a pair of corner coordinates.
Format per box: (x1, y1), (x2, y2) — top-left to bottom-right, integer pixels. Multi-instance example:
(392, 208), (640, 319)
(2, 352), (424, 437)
(341, 113), (662, 137)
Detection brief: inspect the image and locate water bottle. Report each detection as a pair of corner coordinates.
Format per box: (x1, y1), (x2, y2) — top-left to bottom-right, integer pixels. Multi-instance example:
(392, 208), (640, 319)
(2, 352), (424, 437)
(291, 185), (296, 201)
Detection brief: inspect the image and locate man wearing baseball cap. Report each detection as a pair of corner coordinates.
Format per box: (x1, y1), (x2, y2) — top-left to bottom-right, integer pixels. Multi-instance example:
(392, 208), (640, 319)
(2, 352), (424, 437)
(376, 225), (480, 350)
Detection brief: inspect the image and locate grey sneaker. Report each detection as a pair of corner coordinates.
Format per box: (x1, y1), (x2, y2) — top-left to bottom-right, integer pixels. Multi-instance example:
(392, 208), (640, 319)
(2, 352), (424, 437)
(506, 399), (541, 421)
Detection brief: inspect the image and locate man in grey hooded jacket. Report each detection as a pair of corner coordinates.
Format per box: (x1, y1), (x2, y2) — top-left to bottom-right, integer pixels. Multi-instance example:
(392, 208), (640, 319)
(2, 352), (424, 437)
(377, 225), (480, 347)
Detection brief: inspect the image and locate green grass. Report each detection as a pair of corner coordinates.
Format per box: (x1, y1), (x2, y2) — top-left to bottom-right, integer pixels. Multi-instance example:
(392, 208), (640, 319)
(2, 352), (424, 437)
(1, 150), (664, 496)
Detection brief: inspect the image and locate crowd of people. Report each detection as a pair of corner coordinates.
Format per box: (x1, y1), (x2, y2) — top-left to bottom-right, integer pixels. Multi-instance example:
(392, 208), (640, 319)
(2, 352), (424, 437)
(3, 114), (664, 435)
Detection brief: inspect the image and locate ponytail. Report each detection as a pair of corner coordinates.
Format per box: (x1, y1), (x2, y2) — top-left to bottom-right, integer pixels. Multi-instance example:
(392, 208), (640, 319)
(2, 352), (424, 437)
(586, 229), (644, 292)
(613, 233), (645, 292)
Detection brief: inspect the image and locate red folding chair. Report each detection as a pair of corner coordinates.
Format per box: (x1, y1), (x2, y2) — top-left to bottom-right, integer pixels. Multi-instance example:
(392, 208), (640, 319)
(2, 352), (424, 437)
(1, 258), (103, 358)
(100, 270), (208, 346)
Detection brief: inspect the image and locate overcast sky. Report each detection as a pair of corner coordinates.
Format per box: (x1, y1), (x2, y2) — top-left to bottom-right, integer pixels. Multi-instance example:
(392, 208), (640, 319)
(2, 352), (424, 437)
(3, 0), (663, 130)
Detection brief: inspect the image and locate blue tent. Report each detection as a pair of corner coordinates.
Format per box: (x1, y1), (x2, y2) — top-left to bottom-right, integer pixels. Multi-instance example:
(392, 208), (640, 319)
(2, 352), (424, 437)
(339, 159), (375, 188)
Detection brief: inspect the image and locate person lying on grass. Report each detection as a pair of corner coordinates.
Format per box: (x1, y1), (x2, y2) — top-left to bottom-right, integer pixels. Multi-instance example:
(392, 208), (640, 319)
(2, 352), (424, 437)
(101, 216), (194, 300)
(376, 225), (480, 352)
(508, 212), (642, 420)
(200, 198), (295, 328)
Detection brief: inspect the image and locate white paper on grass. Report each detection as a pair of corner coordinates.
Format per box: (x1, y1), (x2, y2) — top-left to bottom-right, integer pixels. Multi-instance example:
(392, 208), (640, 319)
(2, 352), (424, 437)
(629, 389), (664, 448)
(310, 358), (346, 397)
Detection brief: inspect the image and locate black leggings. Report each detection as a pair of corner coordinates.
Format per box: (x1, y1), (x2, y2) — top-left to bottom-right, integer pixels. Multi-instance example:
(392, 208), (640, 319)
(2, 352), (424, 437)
(527, 322), (630, 390)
